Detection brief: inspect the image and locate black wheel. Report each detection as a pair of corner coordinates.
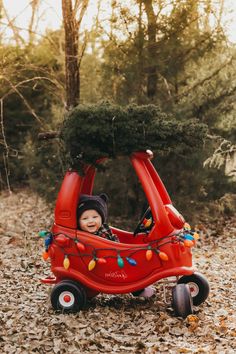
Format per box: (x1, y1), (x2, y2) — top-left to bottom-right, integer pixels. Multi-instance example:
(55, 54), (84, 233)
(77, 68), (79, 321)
(172, 284), (193, 318)
(178, 272), (210, 306)
(51, 280), (87, 313)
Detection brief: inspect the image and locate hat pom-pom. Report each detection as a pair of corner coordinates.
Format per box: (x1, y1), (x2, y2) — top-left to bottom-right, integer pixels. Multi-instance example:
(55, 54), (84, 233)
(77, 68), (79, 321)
(99, 193), (108, 203)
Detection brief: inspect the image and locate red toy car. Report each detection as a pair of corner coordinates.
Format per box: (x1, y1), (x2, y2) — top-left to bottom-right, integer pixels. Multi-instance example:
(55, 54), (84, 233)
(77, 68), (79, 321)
(39, 150), (209, 318)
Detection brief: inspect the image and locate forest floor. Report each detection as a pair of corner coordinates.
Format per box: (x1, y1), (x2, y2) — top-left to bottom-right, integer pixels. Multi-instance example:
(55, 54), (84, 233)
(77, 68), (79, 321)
(0, 189), (236, 354)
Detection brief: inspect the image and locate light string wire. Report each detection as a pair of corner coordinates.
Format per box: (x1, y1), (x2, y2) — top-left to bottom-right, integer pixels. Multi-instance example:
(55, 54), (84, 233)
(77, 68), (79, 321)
(44, 230), (194, 260)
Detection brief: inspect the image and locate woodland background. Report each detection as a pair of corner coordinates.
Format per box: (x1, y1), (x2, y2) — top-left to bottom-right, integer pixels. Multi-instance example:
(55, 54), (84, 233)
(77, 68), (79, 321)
(0, 0), (236, 225)
(1, 2), (236, 353)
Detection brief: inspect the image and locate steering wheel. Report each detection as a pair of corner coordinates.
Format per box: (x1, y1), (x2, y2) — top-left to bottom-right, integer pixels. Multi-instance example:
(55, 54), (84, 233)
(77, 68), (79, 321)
(133, 207), (154, 236)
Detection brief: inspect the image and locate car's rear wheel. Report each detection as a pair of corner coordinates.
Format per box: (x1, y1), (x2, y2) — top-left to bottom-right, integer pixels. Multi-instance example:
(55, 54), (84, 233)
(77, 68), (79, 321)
(178, 273), (210, 306)
(172, 284), (193, 318)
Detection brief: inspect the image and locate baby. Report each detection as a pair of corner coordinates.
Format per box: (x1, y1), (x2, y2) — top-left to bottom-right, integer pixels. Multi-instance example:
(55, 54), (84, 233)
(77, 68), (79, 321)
(77, 193), (154, 298)
(77, 193), (119, 242)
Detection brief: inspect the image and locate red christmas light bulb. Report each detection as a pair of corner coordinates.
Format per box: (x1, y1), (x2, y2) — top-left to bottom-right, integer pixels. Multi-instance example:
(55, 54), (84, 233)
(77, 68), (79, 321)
(42, 251), (49, 261)
(76, 242), (85, 252)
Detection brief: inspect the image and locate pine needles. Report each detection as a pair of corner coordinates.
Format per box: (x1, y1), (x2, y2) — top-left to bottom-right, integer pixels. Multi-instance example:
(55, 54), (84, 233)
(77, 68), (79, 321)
(61, 102), (207, 172)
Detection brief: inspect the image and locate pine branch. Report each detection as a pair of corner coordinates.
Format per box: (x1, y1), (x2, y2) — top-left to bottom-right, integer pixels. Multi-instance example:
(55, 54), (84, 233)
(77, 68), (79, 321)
(60, 103), (207, 172)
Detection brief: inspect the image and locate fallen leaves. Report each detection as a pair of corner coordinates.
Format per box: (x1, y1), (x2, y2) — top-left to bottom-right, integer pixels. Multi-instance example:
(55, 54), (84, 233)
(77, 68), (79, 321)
(1, 189), (236, 353)
(186, 315), (200, 332)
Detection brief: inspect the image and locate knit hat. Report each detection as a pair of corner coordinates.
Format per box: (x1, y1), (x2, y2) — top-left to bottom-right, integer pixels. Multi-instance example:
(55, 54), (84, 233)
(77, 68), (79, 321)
(77, 193), (108, 225)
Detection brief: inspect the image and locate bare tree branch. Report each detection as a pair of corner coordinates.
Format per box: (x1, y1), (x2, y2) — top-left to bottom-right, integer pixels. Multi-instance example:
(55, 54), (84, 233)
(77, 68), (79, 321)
(176, 56), (234, 100)
(28, 0), (40, 44)
(1, 4), (25, 45)
(38, 131), (59, 139)
(1, 77), (44, 125)
(1, 76), (62, 101)
(0, 20), (59, 47)
(78, 30), (88, 66)
(74, 0), (89, 28)
(0, 99), (12, 193)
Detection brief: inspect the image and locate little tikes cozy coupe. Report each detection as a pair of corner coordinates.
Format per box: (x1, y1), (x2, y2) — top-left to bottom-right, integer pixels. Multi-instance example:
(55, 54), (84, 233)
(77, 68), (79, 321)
(39, 150), (209, 318)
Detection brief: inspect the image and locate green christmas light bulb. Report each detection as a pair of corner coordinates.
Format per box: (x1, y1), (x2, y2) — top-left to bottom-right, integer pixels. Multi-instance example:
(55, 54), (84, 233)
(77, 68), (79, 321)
(117, 255), (124, 268)
(38, 230), (49, 238)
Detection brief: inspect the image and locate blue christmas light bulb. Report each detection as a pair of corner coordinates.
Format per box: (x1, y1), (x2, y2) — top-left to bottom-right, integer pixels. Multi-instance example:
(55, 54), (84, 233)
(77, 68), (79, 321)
(184, 234), (195, 241)
(126, 257), (137, 266)
(44, 235), (53, 248)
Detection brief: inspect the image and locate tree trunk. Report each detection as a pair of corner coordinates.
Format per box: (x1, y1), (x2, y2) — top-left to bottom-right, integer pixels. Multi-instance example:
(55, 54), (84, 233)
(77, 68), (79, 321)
(142, 0), (157, 100)
(62, 0), (80, 110)
(137, 0), (144, 104)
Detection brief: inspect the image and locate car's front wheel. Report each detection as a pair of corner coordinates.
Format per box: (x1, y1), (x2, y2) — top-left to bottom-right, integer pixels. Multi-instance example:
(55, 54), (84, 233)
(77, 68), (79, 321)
(51, 280), (87, 313)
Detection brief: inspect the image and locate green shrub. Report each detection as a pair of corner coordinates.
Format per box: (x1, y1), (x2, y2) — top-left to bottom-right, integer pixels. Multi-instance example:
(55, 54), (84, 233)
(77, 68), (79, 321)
(61, 102), (207, 172)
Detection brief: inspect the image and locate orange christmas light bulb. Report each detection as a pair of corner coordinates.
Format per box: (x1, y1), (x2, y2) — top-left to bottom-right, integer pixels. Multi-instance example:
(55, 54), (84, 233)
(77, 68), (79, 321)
(159, 252), (168, 261)
(184, 239), (194, 248)
(97, 258), (107, 264)
(146, 249), (153, 261)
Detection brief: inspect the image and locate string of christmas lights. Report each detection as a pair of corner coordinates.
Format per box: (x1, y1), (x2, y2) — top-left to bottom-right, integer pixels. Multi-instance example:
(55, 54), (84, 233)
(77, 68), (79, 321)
(39, 225), (199, 272)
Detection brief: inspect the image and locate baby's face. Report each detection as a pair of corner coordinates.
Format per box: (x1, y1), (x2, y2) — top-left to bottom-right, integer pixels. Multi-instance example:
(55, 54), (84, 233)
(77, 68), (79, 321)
(79, 209), (102, 233)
